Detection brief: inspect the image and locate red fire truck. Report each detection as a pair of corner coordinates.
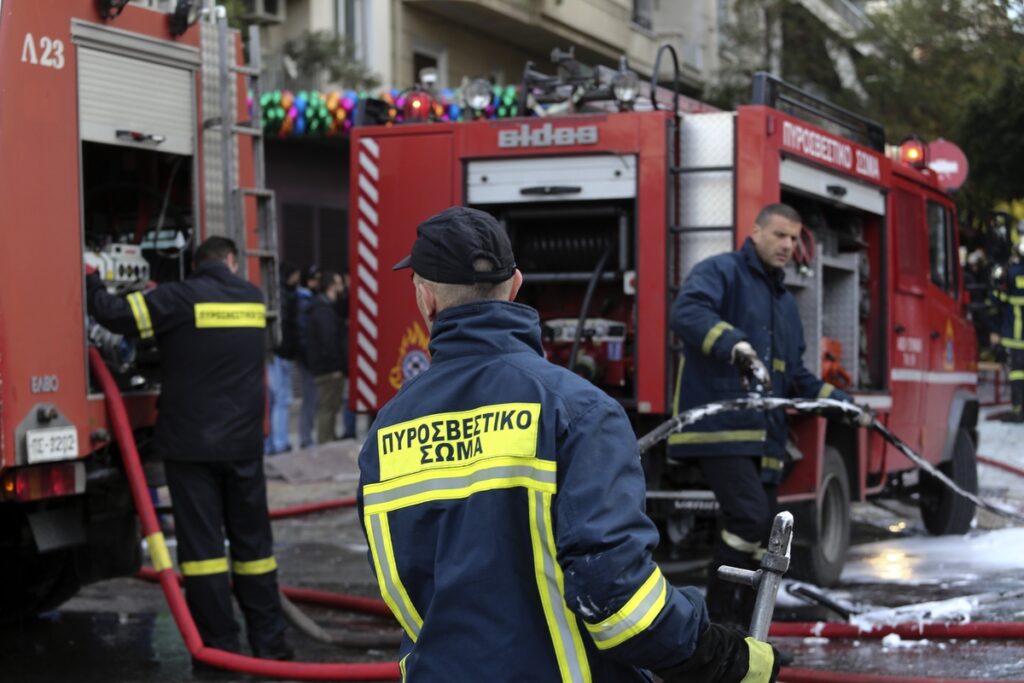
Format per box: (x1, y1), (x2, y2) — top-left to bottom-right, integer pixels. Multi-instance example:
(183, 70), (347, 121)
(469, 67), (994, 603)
(0, 1), (278, 620)
(348, 59), (979, 586)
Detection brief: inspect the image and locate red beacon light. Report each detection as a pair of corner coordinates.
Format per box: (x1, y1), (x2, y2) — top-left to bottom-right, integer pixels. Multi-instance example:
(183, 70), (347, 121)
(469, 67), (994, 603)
(899, 136), (929, 169)
(402, 90), (434, 123)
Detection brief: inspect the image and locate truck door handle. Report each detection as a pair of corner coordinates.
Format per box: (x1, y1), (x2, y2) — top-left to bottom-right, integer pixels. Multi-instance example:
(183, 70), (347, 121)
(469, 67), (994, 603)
(930, 330), (941, 340)
(519, 185), (582, 196)
(894, 324), (906, 334)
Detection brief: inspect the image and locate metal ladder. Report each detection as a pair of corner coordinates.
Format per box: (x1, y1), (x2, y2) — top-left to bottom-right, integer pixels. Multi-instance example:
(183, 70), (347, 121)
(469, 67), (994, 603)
(208, 10), (281, 349)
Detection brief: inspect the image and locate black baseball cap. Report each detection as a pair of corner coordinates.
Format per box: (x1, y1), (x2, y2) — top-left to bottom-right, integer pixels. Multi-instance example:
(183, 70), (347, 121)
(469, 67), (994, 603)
(392, 206), (516, 284)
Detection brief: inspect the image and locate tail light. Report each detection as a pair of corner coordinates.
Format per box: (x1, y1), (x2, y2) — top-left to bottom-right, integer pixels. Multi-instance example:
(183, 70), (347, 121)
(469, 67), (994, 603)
(0, 462), (85, 502)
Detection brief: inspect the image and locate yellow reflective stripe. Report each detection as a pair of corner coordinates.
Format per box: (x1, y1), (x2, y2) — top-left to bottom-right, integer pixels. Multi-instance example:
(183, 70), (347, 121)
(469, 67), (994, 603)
(399, 655), (409, 680)
(702, 321), (734, 356)
(818, 383), (836, 398)
(667, 430), (766, 445)
(145, 532), (173, 572)
(1003, 338), (1024, 350)
(584, 567), (669, 650)
(127, 292), (154, 339)
(772, 358), (786, 372)
(181, 557), (229, 576)
(995, 291), (1008, 302)
(722, 529), (761, 554)
(529, 490), (591, 682)
(194, 302), (266, 328)
(1017, 275), (1024, 288)
(366, 512), (423, 641)
(232, 556), (278, 575)
(1009, 296), (1024, 305)
(1015, 306), (1022, 341)
(1010, 371), (1024, 381)
(760, 456), (783, 471)
(672, 354), (686, 414)
(362, 456), (557, 515)
(741, 637), (776, 683)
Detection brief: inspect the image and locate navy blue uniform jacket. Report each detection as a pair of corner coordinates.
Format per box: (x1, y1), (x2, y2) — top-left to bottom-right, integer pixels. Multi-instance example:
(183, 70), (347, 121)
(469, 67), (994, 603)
(995, 261), (1024, 348)
(357, 302), (707, 682)
(668, 239), (848, 461)
(86, 260), (266, 462)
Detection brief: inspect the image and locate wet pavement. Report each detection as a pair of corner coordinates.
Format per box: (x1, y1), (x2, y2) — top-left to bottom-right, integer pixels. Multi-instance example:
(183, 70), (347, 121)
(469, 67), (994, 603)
(4, 420), (1024, 682)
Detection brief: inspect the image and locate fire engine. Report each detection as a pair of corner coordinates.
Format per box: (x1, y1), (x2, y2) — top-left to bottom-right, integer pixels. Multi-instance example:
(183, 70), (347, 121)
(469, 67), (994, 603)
(348, 52), (979, 586)
(0, 1), (279, 620)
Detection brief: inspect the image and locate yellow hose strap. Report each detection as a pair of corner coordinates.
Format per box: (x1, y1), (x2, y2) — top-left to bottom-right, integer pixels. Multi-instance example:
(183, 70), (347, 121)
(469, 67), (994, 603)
(702, 321), (734, 356)
(232, 556), (278, 576)
(818, 383), (836, 398)
(741, 637), (775, 683)
(145, 532), (173, 572)
(181, 557), (229, 576)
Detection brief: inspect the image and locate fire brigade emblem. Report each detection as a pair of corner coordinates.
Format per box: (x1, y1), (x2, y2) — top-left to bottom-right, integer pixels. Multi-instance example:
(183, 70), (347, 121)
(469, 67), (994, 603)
(389, 322), (431, 389)
(944, 319), (955, 370)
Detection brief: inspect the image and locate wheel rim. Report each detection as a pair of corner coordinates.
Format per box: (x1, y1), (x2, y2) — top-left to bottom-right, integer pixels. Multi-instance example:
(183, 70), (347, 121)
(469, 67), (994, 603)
(819, 473), (845, 562)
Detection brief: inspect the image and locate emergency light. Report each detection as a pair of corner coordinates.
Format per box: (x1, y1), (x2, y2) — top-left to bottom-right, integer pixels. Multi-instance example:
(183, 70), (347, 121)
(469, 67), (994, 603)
(899, 136), (929, 169)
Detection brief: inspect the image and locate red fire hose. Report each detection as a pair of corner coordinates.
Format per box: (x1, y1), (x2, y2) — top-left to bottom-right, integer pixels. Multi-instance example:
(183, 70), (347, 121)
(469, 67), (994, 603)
(269, 497), (357, 519)
(89, 347), (400, 680)
(770, 621), (1024, 639)
(978, 454), (1024, 479)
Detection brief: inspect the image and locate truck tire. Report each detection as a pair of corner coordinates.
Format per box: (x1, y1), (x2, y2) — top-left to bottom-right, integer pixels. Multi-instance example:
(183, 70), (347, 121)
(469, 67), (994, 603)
(919, 428), (977, 535)
(0, 549), (81, 624)
(790, 446), (851, 587)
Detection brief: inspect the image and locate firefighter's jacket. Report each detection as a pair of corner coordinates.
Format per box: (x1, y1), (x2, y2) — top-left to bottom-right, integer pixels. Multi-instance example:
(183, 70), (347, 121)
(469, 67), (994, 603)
(357, 301), (708, 682)
(86, 260), (266, 462)
(995, 261), (1024, 349)
(668, 239), (850, 462)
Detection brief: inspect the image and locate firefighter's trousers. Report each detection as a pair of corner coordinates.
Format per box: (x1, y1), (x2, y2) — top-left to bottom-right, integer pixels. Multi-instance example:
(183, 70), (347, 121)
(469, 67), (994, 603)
(1011, 349), (1024, 417)
(699, 455), (779, 629)
(164, 458), (288, 656)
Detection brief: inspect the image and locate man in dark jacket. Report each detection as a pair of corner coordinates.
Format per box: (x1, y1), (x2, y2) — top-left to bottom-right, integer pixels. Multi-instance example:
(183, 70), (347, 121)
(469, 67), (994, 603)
(993, 240), (1024, 421)
(266, 262), (302, 454)
(306, 270), (346, 443)
(357, 207), (778, 682)
(86, 237), (290, 662)
(669, 203), (860, 628)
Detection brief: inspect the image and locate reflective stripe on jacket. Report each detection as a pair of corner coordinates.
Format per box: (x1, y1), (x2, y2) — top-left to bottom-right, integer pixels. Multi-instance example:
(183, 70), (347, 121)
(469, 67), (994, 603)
(997, 262), (1024, 349)
(668, 239), (849, 459)
(358, 302), (707, 682)
(86, 260), (266, 461)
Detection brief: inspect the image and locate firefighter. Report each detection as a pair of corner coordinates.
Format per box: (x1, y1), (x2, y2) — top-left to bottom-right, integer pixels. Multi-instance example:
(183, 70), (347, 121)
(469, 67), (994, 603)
(86, 237), (291, 663)
(992, 240), (1024, 421)
(357, 207), (779, 682)
(668, 203), (866, 628)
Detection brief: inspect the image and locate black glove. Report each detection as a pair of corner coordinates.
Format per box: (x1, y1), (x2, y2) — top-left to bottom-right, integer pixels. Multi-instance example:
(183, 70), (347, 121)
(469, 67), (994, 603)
(731, 342), (773, 393)
(655, 623), (780, 683)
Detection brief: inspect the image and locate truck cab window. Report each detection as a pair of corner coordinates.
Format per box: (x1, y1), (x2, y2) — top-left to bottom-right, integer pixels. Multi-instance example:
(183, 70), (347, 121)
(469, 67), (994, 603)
(927, 201), (958, 296)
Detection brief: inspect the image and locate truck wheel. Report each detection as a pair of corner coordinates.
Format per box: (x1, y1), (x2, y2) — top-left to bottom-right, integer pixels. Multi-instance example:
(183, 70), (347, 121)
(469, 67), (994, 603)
(0, 549), (81, 624)
(919, 428), (977, 535)
(790, 447), (850, 587)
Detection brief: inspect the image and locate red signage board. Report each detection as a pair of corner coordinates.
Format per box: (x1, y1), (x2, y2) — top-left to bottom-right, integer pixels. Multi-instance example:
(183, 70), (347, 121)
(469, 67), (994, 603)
(928, 139), (969, 191)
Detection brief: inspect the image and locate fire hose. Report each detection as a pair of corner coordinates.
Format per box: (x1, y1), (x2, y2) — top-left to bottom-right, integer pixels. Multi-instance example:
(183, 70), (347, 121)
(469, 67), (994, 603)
(89, 347), (401, 680)
(637, 396), (1024, 524)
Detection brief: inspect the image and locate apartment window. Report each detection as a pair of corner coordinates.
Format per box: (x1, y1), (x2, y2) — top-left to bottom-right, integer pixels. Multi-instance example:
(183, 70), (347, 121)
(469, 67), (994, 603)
(412, 43), (447, 88)
(633, 0), (654, 29)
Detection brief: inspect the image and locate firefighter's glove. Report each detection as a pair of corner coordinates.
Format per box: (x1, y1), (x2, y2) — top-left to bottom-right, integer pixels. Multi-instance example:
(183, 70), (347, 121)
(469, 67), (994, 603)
(655, 623), (779, 683)
(852, 404), (875, 428)
(731, 341), (772, 393)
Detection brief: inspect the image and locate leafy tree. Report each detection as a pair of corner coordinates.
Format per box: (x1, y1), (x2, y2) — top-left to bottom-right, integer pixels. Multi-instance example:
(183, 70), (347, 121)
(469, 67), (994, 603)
(283, 31), (380, 91)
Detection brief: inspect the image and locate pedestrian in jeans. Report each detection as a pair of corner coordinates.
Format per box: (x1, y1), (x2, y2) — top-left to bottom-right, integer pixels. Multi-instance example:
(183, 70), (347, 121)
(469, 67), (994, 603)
(307, 270), (345, 443)
(295, 267), (320, 448)
(265, 263), (301, 455)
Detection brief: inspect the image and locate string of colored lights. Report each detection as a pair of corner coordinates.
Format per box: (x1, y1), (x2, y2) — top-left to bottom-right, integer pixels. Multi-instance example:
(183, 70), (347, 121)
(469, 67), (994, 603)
(252, 85), (522, 138)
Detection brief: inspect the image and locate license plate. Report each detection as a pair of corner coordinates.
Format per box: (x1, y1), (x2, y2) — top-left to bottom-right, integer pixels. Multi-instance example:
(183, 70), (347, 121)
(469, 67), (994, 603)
(26, 426), (79, 463)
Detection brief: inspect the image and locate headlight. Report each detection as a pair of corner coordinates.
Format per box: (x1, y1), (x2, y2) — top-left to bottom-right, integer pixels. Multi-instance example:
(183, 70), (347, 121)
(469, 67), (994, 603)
(464, 79), (493, 111)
